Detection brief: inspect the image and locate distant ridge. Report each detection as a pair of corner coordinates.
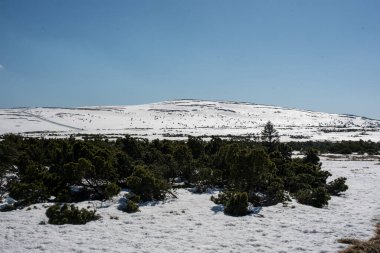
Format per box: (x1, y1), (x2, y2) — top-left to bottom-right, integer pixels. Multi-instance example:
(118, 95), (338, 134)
(1, 99), (380, 141)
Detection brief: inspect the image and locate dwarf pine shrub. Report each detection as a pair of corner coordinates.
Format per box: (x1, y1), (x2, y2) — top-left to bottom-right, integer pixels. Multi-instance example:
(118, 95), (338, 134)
(224, 192), (249, 216)
(126, 166), (169, 201)
(212, 191), (249, 216)
(0, 204), (16, 212)
(122, 200), (139, 213)
(327, 177), (348, 196)
(295, 187), (331, 208)
(46, 203), (100, 225)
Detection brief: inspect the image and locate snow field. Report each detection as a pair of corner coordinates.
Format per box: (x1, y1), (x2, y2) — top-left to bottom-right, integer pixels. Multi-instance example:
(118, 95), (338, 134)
(1, 100), (380, 141)
(1, 156), (379, 253)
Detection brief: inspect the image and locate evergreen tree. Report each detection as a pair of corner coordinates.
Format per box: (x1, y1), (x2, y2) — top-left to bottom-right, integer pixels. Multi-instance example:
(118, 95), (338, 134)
(261, 121), (279, 152)
(187, 136), (204, 159)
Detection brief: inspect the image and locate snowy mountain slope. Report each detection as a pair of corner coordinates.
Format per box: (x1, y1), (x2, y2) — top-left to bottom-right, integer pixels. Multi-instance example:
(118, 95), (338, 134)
(1, 99), (380, 141)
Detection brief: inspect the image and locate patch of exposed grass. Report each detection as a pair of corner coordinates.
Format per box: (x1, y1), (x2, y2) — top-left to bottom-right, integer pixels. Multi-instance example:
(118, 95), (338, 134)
(339, 223), (380, 253)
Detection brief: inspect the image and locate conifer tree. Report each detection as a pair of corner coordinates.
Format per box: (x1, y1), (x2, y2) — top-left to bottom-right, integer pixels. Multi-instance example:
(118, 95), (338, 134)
(261, 121), (279, 152)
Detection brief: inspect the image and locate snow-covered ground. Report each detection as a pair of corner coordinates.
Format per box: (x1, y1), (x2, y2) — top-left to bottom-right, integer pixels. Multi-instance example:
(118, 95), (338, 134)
(1, 155), (379, 253)
(1, 100), (380, 141)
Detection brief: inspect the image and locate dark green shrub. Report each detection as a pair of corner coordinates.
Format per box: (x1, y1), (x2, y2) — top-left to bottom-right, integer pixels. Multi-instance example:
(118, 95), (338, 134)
(224, 192), (249, 216)
(121, 200), (139, 213)
(193, 167), (221, 193)
(1, 132), (349, 210)
(327, 177), (348, 196)
(187, 136), (205, 159)
(211, 191), (234, 206)
(247, 192), (262, 206)
(173, 143), (193, 183)
(46, 203), (100, 225)
(128, 194), (141, 203)
(104, 182), (121, 199)
(119, 193), (140, 213)
(126, 166), (169, 201)
(295, 187), (331, 208)
(264, 179), (285, 206)
(303, 149), (320, 165)
(339, 147), (352, 155)
(212, 191), (250, 216)
(9, 182), (49, 206)
(0, 204), (16, 212)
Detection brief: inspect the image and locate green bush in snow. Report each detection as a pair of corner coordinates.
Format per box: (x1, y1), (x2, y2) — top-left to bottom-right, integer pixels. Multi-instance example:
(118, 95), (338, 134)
(46, 203), (99, 225)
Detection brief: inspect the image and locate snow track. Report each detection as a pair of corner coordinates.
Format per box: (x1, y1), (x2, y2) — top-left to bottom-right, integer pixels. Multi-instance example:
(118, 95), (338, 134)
(21, 109), (84, 131)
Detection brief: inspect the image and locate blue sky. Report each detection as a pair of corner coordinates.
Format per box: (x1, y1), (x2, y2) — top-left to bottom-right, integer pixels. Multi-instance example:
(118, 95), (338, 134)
(1, 0), (380, 119)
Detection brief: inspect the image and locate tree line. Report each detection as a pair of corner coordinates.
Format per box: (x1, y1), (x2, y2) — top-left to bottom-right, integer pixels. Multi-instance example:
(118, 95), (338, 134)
(286, 140), (380, 155)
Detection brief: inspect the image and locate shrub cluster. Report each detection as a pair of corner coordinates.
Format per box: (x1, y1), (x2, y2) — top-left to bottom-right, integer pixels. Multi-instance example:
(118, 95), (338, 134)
(0, 204), (16, 212)
(212, 191), (249, 216)
(126, 166), (169, 201)
(327, 177), (348, 196)
(46, 204), (99, 225)
(294, 187), (331, 208)
(0, 123), (349, 218)
(287, 140), (380, 155)
(120, 200), (139, 213)
(119, 193), (140, 213)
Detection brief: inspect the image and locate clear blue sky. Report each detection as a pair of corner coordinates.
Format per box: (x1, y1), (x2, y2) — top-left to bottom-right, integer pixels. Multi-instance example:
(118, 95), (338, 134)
(1, 0), (380, 119)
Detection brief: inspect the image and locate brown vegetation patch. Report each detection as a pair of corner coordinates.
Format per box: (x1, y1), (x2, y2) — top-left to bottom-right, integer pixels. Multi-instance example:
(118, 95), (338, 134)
(339, 223), (380, 253)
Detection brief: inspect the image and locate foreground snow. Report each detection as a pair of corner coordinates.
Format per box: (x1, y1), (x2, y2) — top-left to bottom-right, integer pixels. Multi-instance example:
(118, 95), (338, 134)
(1, 156), (379, 253)
(1, 100), (380, 141)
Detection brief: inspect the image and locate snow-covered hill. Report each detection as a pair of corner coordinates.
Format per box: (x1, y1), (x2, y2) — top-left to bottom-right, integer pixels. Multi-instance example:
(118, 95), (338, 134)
(1, 99), (380, 141)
